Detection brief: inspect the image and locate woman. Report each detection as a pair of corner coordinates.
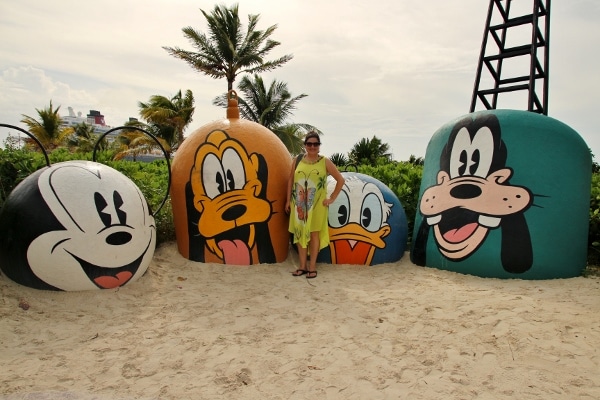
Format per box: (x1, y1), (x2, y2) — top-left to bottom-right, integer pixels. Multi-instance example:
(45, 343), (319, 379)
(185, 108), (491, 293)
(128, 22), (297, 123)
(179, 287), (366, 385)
(285, 132), (345, 279)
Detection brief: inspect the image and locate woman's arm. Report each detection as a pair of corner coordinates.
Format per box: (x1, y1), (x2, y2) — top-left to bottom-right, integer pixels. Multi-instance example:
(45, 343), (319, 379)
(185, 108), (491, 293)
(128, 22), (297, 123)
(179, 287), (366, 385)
(324, 157), (345, 207)
(285, 158), (296, 214)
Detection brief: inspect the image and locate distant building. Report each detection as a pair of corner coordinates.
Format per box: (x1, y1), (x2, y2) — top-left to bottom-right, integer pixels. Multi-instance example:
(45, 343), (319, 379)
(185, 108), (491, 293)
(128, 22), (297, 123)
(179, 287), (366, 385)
(60, 107), (120, 141)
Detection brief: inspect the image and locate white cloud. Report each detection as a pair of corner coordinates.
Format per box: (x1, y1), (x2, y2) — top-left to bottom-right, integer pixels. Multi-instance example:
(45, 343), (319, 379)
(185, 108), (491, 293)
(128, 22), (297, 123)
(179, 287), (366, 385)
(1, 0), (598, 160)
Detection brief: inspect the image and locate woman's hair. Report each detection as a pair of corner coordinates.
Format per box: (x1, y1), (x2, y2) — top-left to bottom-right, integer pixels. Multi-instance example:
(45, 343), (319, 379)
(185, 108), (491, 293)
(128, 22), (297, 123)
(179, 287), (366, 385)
(304, 131), (320, 144)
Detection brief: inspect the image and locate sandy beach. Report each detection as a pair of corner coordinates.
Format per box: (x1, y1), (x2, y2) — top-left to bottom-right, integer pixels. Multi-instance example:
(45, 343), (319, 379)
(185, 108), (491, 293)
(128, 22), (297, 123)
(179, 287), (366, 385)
(1, 242), (599, 399)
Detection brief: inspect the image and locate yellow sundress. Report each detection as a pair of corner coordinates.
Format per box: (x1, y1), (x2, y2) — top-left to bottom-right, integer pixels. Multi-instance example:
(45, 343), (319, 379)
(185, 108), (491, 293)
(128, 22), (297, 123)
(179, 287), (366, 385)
(288, 156), (329, 250)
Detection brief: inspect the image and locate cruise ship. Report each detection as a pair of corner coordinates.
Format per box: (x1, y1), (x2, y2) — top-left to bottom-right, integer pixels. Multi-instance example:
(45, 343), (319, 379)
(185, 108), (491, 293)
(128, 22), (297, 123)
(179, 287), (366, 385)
(61, 107), (117, 136)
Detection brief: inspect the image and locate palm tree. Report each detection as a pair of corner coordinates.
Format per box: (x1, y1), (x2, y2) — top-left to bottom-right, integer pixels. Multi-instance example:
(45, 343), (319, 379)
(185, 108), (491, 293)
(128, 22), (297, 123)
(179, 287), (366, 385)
(348, 136), (392, 166)
(163, 3), (292, 91)
(137, 89), (195, 148)
(213, 75), (320, 154)
(408, 154), (424, 166)
(20, 100), (68, 151)
(65, 122), (98, 152)
(330, 153), (349, 168)
(114, 119), (174, 161)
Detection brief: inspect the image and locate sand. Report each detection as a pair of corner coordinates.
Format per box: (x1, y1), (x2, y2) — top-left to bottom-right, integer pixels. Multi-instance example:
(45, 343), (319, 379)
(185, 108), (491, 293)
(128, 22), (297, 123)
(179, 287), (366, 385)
(1, 242), (599, 399)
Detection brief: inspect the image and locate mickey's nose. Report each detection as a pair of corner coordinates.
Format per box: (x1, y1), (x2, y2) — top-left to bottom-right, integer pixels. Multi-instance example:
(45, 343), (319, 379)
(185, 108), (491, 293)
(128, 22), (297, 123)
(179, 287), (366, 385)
(106, 231), (132, 245)
(450, 184), (482, 199)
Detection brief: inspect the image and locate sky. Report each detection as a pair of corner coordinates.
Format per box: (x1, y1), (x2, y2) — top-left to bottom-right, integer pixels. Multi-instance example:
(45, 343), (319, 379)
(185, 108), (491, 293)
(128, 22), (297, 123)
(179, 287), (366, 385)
(0, 0), (598, 161)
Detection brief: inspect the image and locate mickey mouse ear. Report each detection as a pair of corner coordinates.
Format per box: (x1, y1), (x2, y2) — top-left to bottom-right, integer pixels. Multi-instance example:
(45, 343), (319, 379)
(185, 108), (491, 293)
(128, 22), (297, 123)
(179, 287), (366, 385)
(0, 123), (50, 166)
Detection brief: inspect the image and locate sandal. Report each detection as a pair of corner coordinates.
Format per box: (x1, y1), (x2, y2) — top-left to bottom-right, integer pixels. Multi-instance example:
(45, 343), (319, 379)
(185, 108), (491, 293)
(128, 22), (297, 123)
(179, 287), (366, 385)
(306, 271), (318, 279)
(292, 269), (308, 276)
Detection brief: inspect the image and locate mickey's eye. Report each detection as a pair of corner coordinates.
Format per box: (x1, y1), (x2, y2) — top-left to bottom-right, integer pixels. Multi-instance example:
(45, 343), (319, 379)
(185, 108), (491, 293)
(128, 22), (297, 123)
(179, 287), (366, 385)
(113, 191), (127, 225)
(450, 127), (494, 178)
(95, 192), (111, 227)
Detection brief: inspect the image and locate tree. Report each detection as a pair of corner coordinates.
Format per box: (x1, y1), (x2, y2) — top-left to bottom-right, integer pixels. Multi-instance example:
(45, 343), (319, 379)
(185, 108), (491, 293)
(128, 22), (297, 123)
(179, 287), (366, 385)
(65, 122), (99, 152)
(20, 100), (69, 151)
(213, 75), (320, 154)
(408, 154), (424, 166)
(329, 153), (349, 168)
(348, 136), (392, 166)
(163, 3), (292, 92)
(137, 89), (195, 148)
(114, 119), (174, 161)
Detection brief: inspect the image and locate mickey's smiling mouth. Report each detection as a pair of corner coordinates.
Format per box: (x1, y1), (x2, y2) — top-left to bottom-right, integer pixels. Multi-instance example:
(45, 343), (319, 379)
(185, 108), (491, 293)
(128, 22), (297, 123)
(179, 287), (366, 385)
(65, 235), (153, 289)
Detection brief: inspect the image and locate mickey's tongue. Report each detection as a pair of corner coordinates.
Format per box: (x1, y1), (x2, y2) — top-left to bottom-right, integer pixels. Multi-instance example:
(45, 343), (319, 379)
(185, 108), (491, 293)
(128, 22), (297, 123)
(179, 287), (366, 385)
(94, 271), (133, 289)
(218, 239), (251, 265)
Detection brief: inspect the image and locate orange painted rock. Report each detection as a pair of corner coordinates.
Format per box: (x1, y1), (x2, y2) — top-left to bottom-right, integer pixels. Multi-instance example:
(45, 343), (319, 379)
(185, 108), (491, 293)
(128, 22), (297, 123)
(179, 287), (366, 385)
(170, 91), (291, 264)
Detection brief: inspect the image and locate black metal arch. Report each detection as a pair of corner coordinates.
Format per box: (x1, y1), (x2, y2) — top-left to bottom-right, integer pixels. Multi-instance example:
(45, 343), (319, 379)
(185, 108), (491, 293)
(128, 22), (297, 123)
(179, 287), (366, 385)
(93, 126), (172, 216)
(0, 123), (51, 166)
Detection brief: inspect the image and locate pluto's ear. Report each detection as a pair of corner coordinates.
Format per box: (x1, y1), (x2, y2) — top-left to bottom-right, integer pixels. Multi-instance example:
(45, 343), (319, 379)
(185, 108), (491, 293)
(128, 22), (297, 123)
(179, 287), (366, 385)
(253, 153), (269, 199)
(500, 213), (532, 273)
(185, 182), (206, 262)
(410, 220), (430, 266)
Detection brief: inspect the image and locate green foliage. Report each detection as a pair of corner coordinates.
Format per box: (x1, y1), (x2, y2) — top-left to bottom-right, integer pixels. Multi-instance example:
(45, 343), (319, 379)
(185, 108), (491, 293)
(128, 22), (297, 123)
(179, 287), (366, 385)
(212, 75), (318, 155)
(3, 147), (600, 270)
(587, 173), (600, 266)
(163, 3), (293, 91)
(0, 148), (48, 208)
(348, 136), (392, 166)
(0, 148), (174, 245)
(330, 152), (349, 168)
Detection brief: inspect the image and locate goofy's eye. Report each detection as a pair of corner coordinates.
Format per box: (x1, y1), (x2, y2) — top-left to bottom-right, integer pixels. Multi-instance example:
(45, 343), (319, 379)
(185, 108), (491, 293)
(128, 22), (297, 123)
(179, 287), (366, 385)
(450, 127), (494, 178)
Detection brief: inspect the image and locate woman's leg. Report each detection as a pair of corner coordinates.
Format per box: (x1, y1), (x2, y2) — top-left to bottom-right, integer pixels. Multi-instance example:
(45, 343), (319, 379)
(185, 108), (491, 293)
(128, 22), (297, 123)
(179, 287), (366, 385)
(308, 231), (320, 275)
(297, 244), (308, 271)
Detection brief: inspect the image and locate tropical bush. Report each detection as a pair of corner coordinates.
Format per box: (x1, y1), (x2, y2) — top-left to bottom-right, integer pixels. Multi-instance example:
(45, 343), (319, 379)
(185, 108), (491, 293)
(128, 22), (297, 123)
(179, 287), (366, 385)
(0, 148), (174, 244)
(587, 173), (600, 266)
(2, 148), (600, 272)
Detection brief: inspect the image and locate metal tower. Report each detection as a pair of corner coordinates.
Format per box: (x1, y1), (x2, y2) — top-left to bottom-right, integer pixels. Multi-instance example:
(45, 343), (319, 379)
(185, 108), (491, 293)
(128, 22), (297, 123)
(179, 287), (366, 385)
(470, 0), (551, 115)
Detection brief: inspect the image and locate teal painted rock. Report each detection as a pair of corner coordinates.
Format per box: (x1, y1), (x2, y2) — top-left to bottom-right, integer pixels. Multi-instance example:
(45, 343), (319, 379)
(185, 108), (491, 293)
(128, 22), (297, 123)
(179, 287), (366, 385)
(317, 172), (408, 265)
(411, 110), (591, 279)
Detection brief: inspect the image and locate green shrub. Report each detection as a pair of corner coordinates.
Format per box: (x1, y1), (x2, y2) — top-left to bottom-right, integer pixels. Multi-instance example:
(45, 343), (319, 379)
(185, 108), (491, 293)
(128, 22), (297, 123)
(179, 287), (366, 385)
(0, 148), (174, 245)
(2, 148), (600, 272)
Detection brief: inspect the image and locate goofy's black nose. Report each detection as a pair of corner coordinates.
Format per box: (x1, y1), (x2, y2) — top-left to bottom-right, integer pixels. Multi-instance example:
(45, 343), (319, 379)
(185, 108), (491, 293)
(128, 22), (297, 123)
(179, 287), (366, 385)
(450, 184), (482, 200)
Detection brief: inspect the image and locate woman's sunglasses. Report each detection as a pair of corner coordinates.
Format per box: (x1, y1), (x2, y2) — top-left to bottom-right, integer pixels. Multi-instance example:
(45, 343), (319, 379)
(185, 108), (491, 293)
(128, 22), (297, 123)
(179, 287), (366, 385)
(305, 142), (321, 147)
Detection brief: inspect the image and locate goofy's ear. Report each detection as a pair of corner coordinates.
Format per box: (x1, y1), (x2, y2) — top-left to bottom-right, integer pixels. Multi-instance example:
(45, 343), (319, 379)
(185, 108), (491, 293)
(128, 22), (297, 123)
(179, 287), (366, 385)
(410, 220), (430, 266)
(500, 213), (532, 273)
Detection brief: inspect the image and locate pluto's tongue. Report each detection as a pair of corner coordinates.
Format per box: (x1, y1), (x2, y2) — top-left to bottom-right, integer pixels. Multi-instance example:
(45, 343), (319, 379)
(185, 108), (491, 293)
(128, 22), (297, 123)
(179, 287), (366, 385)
(442, 222), (478, 243)
(94, 271), (133, 289)
(218, 239), (251, 265)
